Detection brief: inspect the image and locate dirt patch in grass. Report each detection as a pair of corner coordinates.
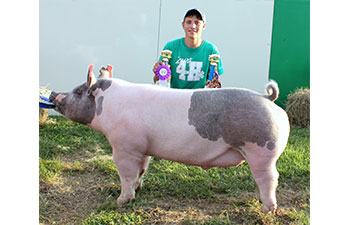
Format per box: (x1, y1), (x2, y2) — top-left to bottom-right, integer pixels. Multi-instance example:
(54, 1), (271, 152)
(40, 154), (115, 224)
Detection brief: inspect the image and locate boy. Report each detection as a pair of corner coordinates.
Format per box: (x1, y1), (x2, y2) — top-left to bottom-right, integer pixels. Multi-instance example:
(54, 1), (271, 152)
(153, 8), (224, 89)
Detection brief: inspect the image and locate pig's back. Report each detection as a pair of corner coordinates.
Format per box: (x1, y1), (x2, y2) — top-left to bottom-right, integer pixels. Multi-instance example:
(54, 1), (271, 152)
(107, 80), (286, 155)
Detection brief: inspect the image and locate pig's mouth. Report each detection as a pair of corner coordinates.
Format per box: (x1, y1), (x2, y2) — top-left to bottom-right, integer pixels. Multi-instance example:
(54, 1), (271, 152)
(49, 91), (58, 102)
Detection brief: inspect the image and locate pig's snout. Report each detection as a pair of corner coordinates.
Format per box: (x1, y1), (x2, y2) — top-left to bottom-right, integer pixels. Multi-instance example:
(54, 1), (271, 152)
(49, 91), (66, 103)
(49, 91), (68, 115)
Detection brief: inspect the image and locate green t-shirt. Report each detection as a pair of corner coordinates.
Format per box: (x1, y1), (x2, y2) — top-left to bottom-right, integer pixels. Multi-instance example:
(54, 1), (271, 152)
(159, 38), (224, 89)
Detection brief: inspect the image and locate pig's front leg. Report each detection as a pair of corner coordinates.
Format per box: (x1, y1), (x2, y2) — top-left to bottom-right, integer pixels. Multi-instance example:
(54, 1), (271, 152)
(112, 147), (150, 205)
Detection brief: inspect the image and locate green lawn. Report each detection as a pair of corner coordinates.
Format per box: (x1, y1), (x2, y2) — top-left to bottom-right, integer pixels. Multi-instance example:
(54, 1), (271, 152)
(39, 116), (309, 224)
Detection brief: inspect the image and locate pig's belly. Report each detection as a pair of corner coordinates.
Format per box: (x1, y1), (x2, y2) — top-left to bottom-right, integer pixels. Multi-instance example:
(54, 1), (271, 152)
(146, 134), (245, 168)
(142, 99), (246, 168)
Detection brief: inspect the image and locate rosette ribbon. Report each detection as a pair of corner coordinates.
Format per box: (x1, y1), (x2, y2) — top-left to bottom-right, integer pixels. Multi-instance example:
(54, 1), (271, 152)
(155, 65), (171, 87)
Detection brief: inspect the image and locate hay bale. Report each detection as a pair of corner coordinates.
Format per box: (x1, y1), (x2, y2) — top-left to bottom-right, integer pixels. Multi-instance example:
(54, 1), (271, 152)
(285, 88), (310, 128)
(39, 108), (48, 125)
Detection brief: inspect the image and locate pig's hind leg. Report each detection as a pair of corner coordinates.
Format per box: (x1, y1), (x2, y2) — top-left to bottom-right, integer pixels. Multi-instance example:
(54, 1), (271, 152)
(250, 163), (279, 213)
(113, 149), (150, 205)
(243, 144), (280, 213)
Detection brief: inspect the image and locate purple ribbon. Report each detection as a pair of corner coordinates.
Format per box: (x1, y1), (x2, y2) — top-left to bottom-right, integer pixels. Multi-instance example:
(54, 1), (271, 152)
(156, 65), (171, 80)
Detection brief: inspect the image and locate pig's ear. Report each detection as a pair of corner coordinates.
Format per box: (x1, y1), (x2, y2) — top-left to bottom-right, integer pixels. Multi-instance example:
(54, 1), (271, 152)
(87, 64), (97, 87)
(107, 65), (113, 78)
(98, 65), (113, 79)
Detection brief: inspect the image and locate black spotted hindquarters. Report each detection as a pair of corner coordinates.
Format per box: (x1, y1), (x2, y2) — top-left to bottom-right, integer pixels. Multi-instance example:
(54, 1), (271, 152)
(265, 80), (279, 102)
(188, 89), (277, 151)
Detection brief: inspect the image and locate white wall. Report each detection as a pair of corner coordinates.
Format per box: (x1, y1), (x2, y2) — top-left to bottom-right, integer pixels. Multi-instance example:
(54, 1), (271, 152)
(40, 0), (274, 93)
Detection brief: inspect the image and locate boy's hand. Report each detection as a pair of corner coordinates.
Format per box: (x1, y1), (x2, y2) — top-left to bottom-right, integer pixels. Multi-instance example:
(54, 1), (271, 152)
(153, 61), (164, 74)
(153, 61), (167, 83)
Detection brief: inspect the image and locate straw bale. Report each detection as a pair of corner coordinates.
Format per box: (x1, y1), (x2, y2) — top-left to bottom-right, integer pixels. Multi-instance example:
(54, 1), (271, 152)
(285, 88), (310, 128)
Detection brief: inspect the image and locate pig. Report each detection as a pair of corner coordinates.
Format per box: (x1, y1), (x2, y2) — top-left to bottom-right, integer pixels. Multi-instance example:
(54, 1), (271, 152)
(49, 65), (290, 213)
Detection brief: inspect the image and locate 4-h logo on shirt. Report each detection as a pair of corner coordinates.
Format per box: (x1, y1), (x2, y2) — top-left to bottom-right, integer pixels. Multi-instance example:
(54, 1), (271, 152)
(175, 57), (204, 81)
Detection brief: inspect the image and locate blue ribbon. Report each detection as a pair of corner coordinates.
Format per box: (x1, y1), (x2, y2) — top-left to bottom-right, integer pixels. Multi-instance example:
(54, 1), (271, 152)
(208, 64), (216, 81)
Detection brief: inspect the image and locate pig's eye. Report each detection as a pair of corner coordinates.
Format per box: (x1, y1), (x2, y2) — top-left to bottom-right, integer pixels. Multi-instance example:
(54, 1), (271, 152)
(75, 89), (82, 95)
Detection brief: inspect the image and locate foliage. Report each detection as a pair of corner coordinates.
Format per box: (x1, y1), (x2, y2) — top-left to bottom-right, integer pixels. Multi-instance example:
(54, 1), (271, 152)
(39, 116), (309, 224)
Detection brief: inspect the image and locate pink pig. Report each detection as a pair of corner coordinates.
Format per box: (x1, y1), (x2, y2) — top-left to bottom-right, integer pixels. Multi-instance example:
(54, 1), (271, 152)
(50, 65), (290, 213)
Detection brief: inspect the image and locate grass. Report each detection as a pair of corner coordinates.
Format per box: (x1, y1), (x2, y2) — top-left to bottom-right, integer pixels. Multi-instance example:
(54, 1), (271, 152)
(39, 116), (309, 224)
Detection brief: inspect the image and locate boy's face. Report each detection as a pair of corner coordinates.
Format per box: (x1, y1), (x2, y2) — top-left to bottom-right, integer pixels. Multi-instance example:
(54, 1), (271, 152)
(182, 15), (206, 39)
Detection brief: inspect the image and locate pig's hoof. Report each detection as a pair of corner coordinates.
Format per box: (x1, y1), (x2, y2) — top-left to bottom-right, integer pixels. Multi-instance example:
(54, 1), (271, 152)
(261, 204), (277, 214)
(117, 196), (134, 206)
